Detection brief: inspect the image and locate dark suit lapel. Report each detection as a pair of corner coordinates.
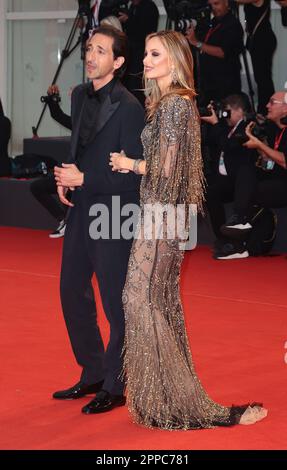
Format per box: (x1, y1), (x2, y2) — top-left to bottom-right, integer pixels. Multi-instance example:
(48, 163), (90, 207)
(70, 93), (87, 161)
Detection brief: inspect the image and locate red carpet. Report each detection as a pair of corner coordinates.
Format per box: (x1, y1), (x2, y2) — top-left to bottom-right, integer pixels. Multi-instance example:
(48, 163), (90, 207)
(0, 227), (286, 450)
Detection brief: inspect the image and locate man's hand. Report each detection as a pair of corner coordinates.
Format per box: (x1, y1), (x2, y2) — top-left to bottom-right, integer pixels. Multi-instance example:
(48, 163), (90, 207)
(54, 163), (84, 187)
(57, 186), (74, 207)
(185, 27), (197, 46)
(47, 84), (60, 95)
(118, 12), (128, 23)
(200, 105), (219, 125)
(243, 122), (263, 149)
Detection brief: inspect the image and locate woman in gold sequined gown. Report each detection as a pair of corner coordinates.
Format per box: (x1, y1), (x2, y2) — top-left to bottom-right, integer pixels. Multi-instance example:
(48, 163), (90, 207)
(110, 31), (267, 430)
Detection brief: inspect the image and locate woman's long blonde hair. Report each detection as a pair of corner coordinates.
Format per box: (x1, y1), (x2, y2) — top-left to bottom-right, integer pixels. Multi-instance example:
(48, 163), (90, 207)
(144, 30), (196, 120)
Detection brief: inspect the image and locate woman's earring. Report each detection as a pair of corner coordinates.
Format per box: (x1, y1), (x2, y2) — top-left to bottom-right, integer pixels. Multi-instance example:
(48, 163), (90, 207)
(171, 68), (177, 85)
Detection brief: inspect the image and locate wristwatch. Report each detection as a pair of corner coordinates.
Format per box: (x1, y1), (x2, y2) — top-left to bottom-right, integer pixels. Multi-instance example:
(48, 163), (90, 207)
(195, 41), (203, 49)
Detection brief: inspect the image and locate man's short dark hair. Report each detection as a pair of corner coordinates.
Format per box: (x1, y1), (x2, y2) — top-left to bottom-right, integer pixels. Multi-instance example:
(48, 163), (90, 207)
(89, 25), (128, 78)
(222, 93), (252, 113)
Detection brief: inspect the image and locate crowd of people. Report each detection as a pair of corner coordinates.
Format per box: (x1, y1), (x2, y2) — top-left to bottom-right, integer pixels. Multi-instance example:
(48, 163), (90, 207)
(2, 0), (287, 432)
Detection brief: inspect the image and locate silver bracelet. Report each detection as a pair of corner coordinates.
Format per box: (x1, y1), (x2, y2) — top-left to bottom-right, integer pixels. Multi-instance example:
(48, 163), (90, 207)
(133, 159), (142, 175)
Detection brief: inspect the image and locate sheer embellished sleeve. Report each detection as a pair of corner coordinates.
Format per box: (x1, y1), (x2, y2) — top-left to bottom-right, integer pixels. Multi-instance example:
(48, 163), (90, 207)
(145, 94), (205, 212)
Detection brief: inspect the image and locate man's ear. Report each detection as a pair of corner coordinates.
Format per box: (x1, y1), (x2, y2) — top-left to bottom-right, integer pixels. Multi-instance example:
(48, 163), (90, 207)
(114, 56), (125, 72)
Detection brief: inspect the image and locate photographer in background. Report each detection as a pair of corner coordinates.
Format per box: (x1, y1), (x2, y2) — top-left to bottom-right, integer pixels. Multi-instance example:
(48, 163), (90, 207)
(236, 0), (277, 115)
(30, 85), (72, 238)
(0, 98), (12, 177)
(222, 90), (287, 236)
(276, 0), (287, 26)
(186, 0), (244, 104)
(118, 0), (159, 105)
(203, 93), (258, 258)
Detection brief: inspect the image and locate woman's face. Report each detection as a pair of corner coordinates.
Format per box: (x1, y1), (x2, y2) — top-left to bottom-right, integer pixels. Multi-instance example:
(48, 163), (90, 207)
(143, 37), (172, 83)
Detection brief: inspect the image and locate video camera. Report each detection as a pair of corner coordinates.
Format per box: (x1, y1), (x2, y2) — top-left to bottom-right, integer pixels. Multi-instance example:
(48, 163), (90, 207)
(163, 0), (211, 34)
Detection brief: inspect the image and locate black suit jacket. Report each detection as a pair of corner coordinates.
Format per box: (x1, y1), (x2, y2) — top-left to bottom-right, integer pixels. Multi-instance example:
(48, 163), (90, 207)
(68, 79), (145, 225)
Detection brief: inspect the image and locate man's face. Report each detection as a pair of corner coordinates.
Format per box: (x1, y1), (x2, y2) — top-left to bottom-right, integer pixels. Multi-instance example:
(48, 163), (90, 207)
(208, 0), (229, 18)
(226, 105), (244, 127)
(86, 33), (118, 81)
(266, 92), (287, 122)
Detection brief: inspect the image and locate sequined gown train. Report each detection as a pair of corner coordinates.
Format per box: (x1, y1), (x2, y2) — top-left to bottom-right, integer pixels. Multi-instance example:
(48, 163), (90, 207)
(122, 94), (267, 430)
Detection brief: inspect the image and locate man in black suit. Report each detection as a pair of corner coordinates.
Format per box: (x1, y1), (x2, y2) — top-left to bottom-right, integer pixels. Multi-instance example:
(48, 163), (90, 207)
(53, 25), (145, 414)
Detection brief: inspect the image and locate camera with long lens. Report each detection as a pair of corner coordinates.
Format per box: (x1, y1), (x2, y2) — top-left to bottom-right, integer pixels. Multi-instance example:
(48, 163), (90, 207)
(177, 18), (197, 33)
(199, 102), (231, 119)
(163, 0), (211, 34)
(40, 93), (61, 104)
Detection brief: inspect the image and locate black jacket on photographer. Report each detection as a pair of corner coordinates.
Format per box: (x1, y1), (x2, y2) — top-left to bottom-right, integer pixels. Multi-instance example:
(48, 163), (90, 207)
(207, 119), (257, 177)
(123, 0), (159, 105)
(47, 99), (72, 131)
(259, 122), (287, 180)
(198, 11), (244, 104)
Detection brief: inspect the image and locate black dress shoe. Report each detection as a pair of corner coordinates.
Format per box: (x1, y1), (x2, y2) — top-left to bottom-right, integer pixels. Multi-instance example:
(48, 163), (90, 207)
(81, 390), (126, 414)
(53, 380), (104, 400)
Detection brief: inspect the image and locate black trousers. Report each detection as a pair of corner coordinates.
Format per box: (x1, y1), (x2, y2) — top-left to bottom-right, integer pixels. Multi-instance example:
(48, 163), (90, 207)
(206, 165), (256, 239)
(206, 165), (287, 239)
(249, 32), (277, 115)
(30, 174), (66, 222)
(60, 197), (132, 395)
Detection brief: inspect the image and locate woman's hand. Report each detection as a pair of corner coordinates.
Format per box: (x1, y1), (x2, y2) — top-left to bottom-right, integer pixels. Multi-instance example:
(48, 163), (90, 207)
(109, 150), (131, 173)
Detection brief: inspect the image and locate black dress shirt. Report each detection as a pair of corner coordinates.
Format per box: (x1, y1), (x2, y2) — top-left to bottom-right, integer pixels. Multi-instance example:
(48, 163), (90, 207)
(77, 77), (117, 158)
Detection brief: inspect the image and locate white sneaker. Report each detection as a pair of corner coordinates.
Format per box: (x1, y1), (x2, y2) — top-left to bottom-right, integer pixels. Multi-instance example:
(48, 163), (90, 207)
(49, 220), (66, 238)
(214, 242), (249, 260)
